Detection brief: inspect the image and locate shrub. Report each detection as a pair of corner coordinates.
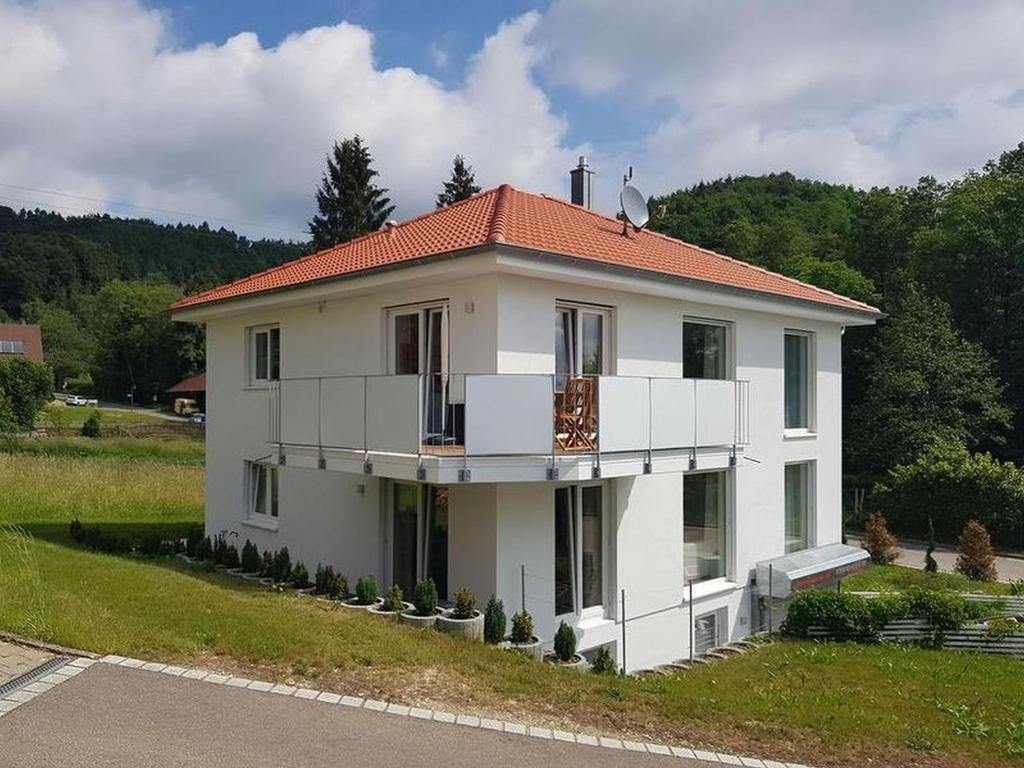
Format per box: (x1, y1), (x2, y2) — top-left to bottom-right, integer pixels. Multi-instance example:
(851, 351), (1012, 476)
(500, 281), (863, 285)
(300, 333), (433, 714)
(185, 526), (204, 559)
(139, 532), (163, 556)
(291, 561), (310, 588)
(591, 646), (616, 674)
(314, 563), (331, 594)
(452, 587), (476, 619)
(80, 410), (102, 438)
(873, 441), (1024, 549)
(222, 544), (240, 569)
(903, 587), (986, 630)
(985, 617), (1022, 641)
(1009, 580), (1024, 596)
(196, 536), (213, 562)
(862, 512), (899, 565)
(328, 572), (349, 600)
(240, 540), (260, 573)
(381, 584), (404, 612)
(510, 610), (534, 644)
(412, 579), (438, 617)
(270, 547), (292, 583)
(212, 534), (228, 565)
(925, 516), (939, 574)
(483, 595), (506, 644)
(260, 550), (274, 577)
(782, 589), (907, 638)
(67, 518), (130, 554)
(355, 575), (378, 605)
(553, 621), (577, 662)
(956, 520), (998, 582)
(0, 357), (53, 430)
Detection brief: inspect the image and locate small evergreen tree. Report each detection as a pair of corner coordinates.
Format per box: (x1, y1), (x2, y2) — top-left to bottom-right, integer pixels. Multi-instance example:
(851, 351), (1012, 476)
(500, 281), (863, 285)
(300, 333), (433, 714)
(80, 409), (101, 438)
(355, 575), (378, 605)
(436, 155), (481, 208)
(553, 621), (577, 662)
(591, 646), (616, 674)
(510, 610), (534, 644)
(955, 520), (997, 582)
(924, 516), (938, 574)
(241, 540), (260, 573)
(452, 587), (477, 619)
(483, 595), (506, 644)
(413, 578), (438, 617)
(381, 584), (404, 612)
(309, 135), (394, 250)
(862, 512), (899, 565)
(292, 561), (310, 588)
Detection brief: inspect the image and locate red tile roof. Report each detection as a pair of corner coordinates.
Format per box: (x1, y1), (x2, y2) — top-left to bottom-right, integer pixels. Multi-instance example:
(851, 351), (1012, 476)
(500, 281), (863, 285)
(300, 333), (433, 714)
(166, 371), (206, 393)
(0, 323), (44, 363)
(171, 185), (880, 316)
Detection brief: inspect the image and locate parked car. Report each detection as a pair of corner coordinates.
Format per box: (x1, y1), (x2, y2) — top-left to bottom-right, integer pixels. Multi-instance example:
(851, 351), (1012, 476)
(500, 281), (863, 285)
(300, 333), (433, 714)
(65, 395), (98, 407)
(190, 413), (206, 424)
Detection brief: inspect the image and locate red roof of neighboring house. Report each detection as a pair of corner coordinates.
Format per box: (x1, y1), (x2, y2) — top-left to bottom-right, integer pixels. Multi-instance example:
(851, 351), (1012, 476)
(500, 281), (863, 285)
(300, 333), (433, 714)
(167, 371), (206, 393)
(171, 185), (880, 316)
(0, 323), (44, 363)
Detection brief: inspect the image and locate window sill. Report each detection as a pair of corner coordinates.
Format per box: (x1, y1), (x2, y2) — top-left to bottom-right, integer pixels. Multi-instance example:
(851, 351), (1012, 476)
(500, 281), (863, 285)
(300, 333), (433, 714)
(242, 516), (279, 532)
(783, 428), (817, 441)
(243, 383), (276, 391)
(685, 578), (743, 602)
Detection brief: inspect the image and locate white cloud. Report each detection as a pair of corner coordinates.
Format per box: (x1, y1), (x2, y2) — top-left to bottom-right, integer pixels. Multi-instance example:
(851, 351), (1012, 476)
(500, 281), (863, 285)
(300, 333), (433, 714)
(0, 1), (577, 238)
(533, 0), (1024, 204)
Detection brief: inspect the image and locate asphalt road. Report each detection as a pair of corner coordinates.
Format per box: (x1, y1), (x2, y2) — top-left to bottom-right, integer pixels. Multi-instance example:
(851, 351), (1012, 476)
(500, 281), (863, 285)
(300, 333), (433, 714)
(847, 535), (1024, 582)
(0, 664), (719, 768)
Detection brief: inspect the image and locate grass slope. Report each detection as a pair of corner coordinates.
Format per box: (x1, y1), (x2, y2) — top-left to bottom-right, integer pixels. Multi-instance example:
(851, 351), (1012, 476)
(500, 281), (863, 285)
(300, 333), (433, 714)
(1, 450), (1022, 766)
(846, 564), (1012, 596)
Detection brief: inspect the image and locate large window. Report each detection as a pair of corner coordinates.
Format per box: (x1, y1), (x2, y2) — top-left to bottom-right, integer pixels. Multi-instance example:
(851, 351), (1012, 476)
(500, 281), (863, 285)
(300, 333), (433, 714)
(683, 321), (728, 379)
(555, 303), (610, 386)
(684, 471), (729, 583)
(784, 331), (811, 429)
(554, 484), (605, 616)
(785, 462), (813, 553)
(388, 303), (449, 441)
(390, 483), (450, 601)
(249, 325), (280, 383)
(246, 462), (279, 519)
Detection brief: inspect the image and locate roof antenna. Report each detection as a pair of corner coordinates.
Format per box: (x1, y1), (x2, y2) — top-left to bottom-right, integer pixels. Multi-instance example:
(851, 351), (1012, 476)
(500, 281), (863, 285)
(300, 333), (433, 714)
(619, 166), (649, 236)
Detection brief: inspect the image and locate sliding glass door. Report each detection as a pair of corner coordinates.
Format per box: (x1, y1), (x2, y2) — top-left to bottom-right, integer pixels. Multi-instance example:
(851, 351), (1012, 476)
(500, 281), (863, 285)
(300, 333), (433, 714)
(391, 483), (449, 601)
(554, 484), (606, 617)
(555, 303), (609, 388)
(388, 303), (449, 443)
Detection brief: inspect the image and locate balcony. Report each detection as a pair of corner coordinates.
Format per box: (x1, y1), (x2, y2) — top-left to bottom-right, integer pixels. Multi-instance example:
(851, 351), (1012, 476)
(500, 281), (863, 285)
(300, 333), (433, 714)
(267, 374), (749, 482)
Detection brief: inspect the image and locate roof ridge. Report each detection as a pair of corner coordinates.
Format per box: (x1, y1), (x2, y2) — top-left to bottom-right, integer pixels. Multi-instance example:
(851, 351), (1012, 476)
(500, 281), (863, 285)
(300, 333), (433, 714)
(486, 183), (512, 243)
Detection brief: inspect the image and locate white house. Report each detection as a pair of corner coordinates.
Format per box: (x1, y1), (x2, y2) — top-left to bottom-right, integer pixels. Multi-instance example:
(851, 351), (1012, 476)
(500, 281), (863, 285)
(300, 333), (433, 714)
(171, 168), (880, 672)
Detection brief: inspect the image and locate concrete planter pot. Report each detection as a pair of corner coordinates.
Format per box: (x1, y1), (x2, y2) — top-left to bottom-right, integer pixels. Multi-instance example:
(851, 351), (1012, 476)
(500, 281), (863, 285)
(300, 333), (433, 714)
(225, 567), (245, 576)
(399, 608), (444, 629)
(240, 572), (264, 582)
(436, 610), (484, 642)
(504, 636), (544, 662)
(340, 597), (383, 611)
(369, 601), (414, 619)
(295, 586), (316, 596)
(544, 651), (589, 671)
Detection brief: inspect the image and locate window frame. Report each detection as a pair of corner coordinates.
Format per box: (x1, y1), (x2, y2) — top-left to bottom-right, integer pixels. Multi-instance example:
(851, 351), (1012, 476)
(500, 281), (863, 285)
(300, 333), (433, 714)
(246, 461), (279, 521)
(554, 482), (609, 620)
(682, 317), (733, 380)
(247, 324), (280, 385)
(555, 301), (613, 381)
(784, 460), (816, 554)
(783, 329), (815, 434)
(384, 300), (449, 376)
(683, 468), (734, 586)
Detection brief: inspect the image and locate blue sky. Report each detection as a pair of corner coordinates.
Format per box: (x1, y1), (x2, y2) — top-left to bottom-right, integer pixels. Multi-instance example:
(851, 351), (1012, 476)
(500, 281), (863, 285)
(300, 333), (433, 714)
(2, 1), (1023, 238)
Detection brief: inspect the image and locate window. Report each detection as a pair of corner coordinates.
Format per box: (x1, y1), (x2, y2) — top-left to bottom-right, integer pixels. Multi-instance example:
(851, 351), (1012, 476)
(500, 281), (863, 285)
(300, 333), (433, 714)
(249, 325), (280, 383)
(784, 331), (811, 429)
(387, 303), (450, 441)
(683, 321), (729, 379)
(389, 483), (449, 601)
(555, 303), (611, 386)
(247, 462), (279, 518)
(0, 340), (25, 354)
(554, 484), (606, 616)
(785, 462), (813, 553)
(694, 609), (725, 655)
(684, 470), (729, 583)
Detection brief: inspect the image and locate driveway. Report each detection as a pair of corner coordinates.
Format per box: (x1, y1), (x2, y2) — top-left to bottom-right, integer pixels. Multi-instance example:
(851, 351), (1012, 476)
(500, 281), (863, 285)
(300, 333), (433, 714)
(0, 661), (728, 768)
(847, 535), (1024, 582)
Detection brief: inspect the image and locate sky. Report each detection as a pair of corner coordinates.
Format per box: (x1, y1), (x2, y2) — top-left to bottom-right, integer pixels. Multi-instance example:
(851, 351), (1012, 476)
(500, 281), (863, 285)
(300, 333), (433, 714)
(1, 0), (1023, 241)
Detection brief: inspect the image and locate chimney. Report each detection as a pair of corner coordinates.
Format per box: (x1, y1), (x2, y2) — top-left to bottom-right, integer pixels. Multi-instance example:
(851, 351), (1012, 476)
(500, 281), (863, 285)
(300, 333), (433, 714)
(569, 155), (594, 209)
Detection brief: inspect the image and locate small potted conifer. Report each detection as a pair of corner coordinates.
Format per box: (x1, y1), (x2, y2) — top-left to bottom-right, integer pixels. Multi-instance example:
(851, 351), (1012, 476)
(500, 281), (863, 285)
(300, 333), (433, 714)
(436, 587), (484, 641)
(400, 578), (443, 629)
(506, 609), (543, 661)
(342, 574), (382, 609)
(545, 621), (588, 669)
(370, 584), (413, 618)
(483, 595), (506, 644)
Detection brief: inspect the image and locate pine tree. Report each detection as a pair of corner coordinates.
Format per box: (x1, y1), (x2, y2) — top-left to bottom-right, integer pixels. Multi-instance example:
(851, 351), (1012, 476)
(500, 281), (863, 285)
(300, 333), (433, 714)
(309, 136), (395, 250)
(436, 155), (481, 208)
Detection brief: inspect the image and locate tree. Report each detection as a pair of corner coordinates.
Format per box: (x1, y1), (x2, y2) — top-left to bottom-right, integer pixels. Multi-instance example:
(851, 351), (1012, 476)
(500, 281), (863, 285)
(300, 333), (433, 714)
(955, 520), (997, 582)
(924, 516), (938, 573)
(847, 283), (1012, 476)
(0, 357), (53, 431)
(436, 155), (481, 208)
(21, 299), (96, 386)
(308, 136), (394, 250)
(862, 512), (899, 565)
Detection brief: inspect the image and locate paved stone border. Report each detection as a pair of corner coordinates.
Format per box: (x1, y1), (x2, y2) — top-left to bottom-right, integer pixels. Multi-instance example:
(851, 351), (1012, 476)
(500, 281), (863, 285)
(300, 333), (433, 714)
(0, 653), (812, 768)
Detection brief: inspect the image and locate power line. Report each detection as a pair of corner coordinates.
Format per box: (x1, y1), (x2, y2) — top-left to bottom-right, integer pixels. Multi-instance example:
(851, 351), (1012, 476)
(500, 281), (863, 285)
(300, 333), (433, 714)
(0, 181), (309, 241)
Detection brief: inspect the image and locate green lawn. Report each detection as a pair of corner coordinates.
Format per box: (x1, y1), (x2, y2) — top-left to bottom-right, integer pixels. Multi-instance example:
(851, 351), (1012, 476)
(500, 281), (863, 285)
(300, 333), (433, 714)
(846, 564), (1012, 596)
(1, 449), (1022, 767)
(39, 403), (170, 427)
(0, 436), (204, 465)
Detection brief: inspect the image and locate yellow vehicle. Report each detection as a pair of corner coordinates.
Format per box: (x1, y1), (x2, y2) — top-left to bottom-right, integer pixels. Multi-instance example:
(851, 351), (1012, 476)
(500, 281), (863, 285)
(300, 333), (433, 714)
(174, 397), (199, 416)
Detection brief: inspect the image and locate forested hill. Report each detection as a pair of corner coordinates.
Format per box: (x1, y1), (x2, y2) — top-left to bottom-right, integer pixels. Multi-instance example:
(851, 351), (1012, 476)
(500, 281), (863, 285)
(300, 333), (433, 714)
(0, 206), (304, 317)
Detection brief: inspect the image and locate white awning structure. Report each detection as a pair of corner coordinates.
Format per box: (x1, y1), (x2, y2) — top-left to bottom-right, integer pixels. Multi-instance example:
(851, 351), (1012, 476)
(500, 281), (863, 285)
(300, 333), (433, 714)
(756, 543), (869, 599)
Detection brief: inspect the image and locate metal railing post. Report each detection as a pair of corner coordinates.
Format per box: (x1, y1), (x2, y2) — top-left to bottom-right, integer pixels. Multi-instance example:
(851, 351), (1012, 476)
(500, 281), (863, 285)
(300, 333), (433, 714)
(768, 563), (774, 635)
(688, 579), (694, 662)
(620, 588), (627, 676)
(521, 564), (526, 613)
(548, 374), (557, 480)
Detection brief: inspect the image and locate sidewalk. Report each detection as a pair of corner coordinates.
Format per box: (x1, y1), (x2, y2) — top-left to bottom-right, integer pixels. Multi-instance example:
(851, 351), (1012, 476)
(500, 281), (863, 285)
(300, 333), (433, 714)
(846, 536), (1024, 582)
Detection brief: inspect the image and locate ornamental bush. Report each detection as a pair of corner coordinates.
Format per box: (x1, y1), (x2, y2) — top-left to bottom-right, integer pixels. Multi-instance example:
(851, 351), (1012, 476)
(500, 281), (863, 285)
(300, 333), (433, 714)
(260, 549), (273, 577)
(241, 540), (260, 573)
(872, 441), (1024, 548)
(483, 595), (506, 644)
(381, 584), (404, 612)
(270, 547), (292, 583)
(452, 587), (476, 619)
(0, 357), (53, 431)
(862, 512), (899, 565)
(185, 526), (204, 559)
(196, 535), (213, 562)
(80, 410), (101, 438)
(291, 561), (310, 588)
(355, 575), (378, 605)
(553, 621), (577, 662)
(591, 646), (616, 674)
(221, 544), (240, 570)
(955, 520), (998, 582)
(328, 572), (349, 600)
(412, 579), (438, 617)
(510, 610), (534, 644)
(314, 563), (330, 593)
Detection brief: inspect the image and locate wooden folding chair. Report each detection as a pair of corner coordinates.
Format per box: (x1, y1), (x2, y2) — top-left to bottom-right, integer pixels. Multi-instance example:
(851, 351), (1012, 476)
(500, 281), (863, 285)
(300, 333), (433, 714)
(555, 376), (597, 451)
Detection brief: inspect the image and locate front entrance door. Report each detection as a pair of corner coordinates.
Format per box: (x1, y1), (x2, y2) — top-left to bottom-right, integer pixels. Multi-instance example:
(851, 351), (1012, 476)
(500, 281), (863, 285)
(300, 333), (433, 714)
(390, 483), (449, 601)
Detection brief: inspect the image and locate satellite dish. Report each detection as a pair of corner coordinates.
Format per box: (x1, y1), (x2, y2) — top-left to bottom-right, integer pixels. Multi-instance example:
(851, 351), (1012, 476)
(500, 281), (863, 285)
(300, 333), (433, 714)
(620, 184), (650, 232)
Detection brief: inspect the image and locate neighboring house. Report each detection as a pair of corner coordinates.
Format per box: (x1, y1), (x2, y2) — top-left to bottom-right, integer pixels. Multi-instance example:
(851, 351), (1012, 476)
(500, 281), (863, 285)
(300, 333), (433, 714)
(166, 371), (206, 412)
(171, 171), (880, 671)
(0, 323), (43, 363)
